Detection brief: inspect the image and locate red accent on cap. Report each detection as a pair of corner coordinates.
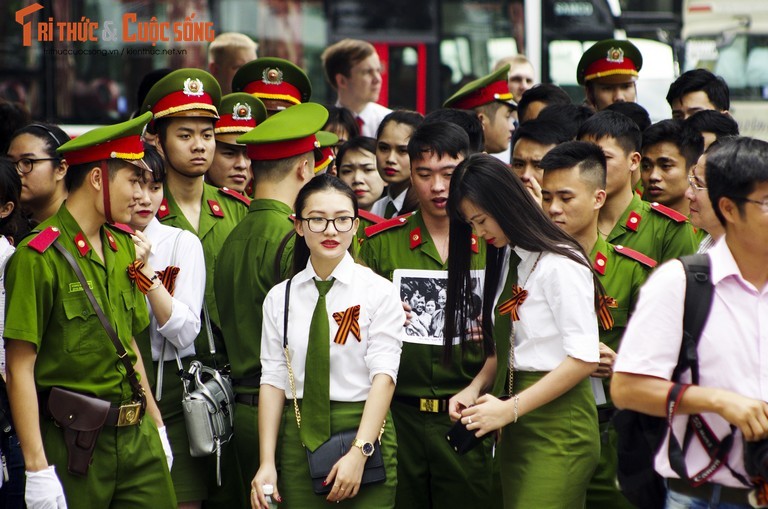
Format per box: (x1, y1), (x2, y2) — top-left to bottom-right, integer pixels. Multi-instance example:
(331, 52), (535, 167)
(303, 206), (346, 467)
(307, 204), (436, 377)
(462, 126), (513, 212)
(650, 202), (688, 223)
(28, 226), (60, 253)
(219, 187), (251, 207)
(593, 251), (608, 275)
(63, 135), (144, 166)
(152, 89), (216, 118)
(409, 227), (422, 250)
(584, 57), (639, 82)
(471, 234), (479, 254)
(74, 232), (90, 257)
(215, 112), (258, 133)
(615, 245), (658, 268)
(451, 80), (513, 110)
(106, 231), (117, 252)
(243, 81), (302, 105)
(246, 134), (318, 161)
(208, 199), (224, 218)
(626, 211), (642, 232)
(358, 209), (384, 225)
(314, 146), (335, 172)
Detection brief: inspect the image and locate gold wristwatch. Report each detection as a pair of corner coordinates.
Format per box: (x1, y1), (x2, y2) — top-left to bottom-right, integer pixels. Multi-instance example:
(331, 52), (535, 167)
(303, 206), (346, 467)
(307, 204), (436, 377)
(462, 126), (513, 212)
(352, 438), (375, 457)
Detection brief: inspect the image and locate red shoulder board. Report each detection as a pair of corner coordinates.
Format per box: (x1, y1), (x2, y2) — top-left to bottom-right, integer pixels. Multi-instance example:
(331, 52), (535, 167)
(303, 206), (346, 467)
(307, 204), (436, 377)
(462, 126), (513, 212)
(219, 187), (251, 207)
(28, 226), (60, 254)
(470, 234), (479, 254)
(614, 245), (658, 268)
(109, 222), (134, 235)
(625, 211), (642, 232)
(593, 251), (608, 275)
(157, 198), (170, 219)
(358, 209), (385, 225)
(650, 202), (687, 223)
(409, 227), (423, 250)
(208, 199), (225, 218)
(364, 214), (409, 238)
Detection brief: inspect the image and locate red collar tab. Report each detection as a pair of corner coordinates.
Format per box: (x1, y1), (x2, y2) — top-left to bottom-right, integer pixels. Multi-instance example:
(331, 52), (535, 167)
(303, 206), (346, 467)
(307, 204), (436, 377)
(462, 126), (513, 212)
(358, 209), (385, 225)
(626, 210), (642, 231)
(109, 222), (134, 235)
(74, 232), (90, 257)
(452, 80), (514, 110)
(105, 230), (118, 251)
(219, 186), (251, 207)
(28, 226), (61, 253)
(245, 134), (318, 161)
(471, 234), (479, 254)
(614, 244), (658, 268)
(157, 198), (170, 219)
(650, 202), (688, 223)
(593, 251), (608, 275)
(208, 199), (225, 218)
(363, 214), (410, 239)
(409, 227), (423, 250)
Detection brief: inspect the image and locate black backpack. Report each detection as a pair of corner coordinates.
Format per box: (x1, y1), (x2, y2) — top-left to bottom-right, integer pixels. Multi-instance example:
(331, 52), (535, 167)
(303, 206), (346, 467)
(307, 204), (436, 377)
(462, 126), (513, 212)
(613, 254), (714, 509)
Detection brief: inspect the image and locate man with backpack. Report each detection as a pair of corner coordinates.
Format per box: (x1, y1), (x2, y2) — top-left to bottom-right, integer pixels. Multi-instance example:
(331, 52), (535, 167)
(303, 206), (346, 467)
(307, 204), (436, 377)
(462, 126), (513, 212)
(612, 136), (768, 508)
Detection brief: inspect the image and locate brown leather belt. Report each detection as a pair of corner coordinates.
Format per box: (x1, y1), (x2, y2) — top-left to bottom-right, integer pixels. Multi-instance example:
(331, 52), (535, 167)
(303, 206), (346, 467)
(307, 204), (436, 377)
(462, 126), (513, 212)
(668, 478), (750, 505)
(40, 393), (143, 427)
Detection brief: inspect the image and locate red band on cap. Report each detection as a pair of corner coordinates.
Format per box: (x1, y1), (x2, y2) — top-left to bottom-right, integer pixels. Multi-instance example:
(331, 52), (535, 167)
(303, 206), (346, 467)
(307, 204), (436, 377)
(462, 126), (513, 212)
(246, 134), (318, 161)
(63, 135), (144, 166)
(243, 81), (302, 105)
(452, 80), (513, 110)
(152, 90), (216, 118)
(584, 57), (639, 82)
(314, 146), (334, 172)
(215, 115), (258, 133)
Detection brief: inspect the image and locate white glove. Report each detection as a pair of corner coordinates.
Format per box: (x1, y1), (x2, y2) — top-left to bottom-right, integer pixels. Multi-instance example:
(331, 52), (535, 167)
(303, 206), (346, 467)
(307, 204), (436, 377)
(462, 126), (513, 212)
(25, 465), (67, 509)
(158, 426), (173, 472)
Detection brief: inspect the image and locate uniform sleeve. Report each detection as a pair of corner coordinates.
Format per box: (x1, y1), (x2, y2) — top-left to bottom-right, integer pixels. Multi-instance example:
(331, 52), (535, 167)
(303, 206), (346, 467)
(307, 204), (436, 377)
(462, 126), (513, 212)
(3, 248), (55, 347)
(543, 257), (600, 363)
(614, 260), (685, 379)
(260, 284), (288, 391)
(156, 231), (204, 350)
(357, 238), (380, 275)
(660, 221), (697, 263)
(365, 279), (405, 383)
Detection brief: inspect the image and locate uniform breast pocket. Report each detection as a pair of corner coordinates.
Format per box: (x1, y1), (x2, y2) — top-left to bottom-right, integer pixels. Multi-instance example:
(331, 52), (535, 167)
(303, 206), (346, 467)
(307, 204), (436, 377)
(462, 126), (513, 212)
(61, 296), (101, 354)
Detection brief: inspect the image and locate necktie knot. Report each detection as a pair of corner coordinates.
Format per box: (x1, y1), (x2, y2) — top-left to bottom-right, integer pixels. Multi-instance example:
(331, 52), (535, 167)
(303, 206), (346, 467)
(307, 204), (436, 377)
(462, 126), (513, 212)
(314, 278), (334, 297)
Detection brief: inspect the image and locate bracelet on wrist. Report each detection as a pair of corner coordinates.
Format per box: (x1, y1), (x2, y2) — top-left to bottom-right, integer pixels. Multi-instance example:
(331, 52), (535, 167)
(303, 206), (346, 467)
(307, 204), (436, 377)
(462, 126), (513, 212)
(512, 394), (520, 423)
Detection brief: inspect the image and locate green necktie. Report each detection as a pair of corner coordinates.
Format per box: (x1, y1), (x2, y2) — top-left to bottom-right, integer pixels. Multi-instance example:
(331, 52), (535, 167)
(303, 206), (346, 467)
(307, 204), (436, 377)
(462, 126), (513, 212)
(384, 200), (398, 219)
(491, 251), (521, 396)
(301, 278), (335, 451)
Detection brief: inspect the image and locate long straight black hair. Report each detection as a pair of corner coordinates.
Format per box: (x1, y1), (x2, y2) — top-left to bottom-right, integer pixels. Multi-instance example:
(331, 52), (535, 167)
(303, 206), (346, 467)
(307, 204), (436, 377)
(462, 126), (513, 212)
(443, 153), (604, 362)
(291, 174), (359, 276)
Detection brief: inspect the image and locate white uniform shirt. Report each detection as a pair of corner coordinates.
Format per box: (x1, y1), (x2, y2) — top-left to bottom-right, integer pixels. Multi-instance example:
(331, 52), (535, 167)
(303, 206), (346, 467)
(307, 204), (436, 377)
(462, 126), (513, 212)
(260, 252), (404, 401)
(615, 237), (768, 487)
(370, 188), (408, 219)
(496, 247), (600, 371)
(0, 236), (14, 375)
(350, 101), (393, 139)
(143, 218), (205, 360)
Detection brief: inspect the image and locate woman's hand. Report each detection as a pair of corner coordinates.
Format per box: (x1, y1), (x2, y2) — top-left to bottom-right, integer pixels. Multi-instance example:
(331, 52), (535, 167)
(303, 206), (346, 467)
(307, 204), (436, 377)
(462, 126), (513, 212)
(131, 230), (152, 269)
(449, 385), (481, 422)
(250, 464), (280, 509)
(460, 394), (513, 437)
(324, 449), (367, 502)
(592, 342), (617, 378)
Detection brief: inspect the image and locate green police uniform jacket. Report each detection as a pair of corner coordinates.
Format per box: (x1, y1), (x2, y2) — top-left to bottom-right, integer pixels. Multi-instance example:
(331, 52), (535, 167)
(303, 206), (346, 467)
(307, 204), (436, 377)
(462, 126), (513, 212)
(607, 193), (697, 264)
(157, 184), (248, 365)
(4, 205), (149, 402)
(358, 211), (486, 399)
(214, 198), (295, 393)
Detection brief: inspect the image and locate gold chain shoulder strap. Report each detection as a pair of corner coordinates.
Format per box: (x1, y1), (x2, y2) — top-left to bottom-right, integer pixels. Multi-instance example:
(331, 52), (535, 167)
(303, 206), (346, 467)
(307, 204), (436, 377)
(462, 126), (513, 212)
(507, 252), (543, 397)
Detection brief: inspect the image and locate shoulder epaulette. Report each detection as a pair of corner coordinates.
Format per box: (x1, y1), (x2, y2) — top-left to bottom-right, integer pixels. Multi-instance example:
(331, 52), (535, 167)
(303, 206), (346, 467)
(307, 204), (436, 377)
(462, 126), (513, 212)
(108, 222), (134, 235)
(364, 214), (410, 238)
(219, 186), (251, 207)
(28, 226), (60, 253)
(358, 209), (385, 225)
(614, 244), (658, 268)
(650, 202), (688, 223)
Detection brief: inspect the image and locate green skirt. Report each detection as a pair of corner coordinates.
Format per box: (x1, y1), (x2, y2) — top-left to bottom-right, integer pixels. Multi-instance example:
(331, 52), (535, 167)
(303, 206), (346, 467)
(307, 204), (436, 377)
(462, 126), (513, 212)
(279, 401), (397, 509)
(498, 371), (599, 509)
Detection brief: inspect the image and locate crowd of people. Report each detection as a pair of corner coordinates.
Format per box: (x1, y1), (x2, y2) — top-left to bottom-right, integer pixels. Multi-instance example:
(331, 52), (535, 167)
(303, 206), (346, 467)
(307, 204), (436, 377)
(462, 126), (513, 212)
(0, 31), (766, 509)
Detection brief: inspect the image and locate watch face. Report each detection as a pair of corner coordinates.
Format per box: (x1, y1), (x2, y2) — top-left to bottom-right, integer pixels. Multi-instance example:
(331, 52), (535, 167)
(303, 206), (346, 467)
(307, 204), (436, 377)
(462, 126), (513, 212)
(362, 442), (375, 456)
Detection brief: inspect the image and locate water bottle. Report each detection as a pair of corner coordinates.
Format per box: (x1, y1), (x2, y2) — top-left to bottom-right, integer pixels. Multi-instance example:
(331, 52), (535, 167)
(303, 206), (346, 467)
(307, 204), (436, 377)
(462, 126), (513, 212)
(263, 484), (278, 508)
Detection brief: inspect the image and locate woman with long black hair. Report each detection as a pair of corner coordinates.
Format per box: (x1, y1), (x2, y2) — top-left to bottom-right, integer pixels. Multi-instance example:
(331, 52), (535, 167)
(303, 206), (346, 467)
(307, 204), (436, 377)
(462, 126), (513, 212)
(443, 153), (601, 508)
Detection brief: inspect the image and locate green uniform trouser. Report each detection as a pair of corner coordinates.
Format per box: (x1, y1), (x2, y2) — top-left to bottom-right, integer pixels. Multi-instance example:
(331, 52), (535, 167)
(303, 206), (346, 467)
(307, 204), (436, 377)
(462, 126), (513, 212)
(155, 359), (209, 502)
(234, 401), (259, 489)
(391, 401), (493, 509)
(586, 416), (635, 509)
(201, 429), (247, 509)
(41, 414), (176, 508)
(499, 372), (600, 509)
(280, 401), (397, 508)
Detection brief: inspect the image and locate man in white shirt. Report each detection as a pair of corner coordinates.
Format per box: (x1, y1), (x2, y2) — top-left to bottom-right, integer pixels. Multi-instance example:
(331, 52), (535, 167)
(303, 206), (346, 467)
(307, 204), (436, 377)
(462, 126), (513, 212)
(322, 38), (392, 138)
(612, 136), (768, 508)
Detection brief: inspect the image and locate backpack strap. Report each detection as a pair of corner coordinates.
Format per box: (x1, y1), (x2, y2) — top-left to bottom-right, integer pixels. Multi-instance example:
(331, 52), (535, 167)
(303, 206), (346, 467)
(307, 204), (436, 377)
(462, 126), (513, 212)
(674, 254), (713, 384)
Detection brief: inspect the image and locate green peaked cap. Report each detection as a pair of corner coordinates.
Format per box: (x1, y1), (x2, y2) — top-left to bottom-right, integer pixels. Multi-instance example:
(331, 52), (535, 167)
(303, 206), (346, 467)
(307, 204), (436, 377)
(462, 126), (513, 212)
(232, 57), (312, 106)
(237, 102), (328, 161)
(443, 64), (517, 109)
(141, 68), (221, 119)
(215, 92), (268, 136)
(577, 39), (643, 85)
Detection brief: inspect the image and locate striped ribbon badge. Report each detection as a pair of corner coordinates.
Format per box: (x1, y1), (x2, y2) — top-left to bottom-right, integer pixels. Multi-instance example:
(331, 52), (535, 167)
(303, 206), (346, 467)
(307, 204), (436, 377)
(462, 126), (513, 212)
(598, 295), (618, 330)
(333, 305), (361, 345)
(498, 284), (528, 321)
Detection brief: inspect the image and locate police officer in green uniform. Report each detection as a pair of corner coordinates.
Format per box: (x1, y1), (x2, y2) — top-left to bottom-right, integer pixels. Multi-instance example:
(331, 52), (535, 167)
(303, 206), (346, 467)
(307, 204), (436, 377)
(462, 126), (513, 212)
(358, 121), (492, 509)
(4, 113), (176, 509)
(540, 141), (652, 509)
(141, 68), (248, 509)
(213, 103), (329, 491)
(578, 111), (698, 263)
(577, 39), (643, 111)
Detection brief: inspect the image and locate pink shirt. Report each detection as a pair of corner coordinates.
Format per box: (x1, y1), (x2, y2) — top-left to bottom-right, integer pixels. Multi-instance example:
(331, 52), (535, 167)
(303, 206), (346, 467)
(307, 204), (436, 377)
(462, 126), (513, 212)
(614, 236), (768, 487)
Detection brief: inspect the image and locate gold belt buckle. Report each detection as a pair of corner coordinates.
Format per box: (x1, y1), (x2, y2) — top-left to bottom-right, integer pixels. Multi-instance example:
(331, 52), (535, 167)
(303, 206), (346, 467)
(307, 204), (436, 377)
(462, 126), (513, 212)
(419, 398), (440, 413)
(116, 402), (142, 426)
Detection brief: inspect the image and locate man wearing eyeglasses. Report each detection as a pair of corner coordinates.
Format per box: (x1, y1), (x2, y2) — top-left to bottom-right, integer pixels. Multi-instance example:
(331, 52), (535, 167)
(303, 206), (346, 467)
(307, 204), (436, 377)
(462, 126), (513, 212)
(612, 136), (768, 509)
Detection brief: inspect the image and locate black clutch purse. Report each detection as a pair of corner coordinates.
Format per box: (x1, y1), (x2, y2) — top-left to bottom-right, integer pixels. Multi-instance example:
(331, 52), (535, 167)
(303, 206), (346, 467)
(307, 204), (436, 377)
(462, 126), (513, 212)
(306, 429), (386, 495)
(445, 419), (490, 455)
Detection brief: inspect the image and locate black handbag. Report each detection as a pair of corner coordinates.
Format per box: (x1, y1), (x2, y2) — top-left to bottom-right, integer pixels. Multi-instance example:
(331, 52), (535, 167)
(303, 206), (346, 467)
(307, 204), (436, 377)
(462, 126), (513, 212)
(282, 279), (387, 495)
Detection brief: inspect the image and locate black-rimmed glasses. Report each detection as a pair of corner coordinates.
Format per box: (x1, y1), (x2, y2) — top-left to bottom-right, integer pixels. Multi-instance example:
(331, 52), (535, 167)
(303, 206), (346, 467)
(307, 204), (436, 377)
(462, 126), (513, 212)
(301, 216), (355, 233)
(11, 157), (59, 175)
